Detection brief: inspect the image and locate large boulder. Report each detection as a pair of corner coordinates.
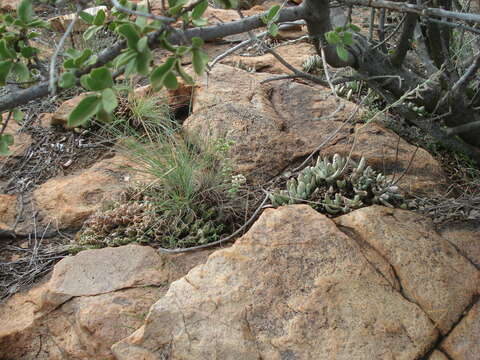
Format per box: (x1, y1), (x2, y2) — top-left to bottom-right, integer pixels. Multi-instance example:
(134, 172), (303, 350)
(335, 206), (479, 335)
(113, 205), (439, 359)
(184, 64), (360, 185)
(184, 64), (445, 195)
(0, 245), (212, 360)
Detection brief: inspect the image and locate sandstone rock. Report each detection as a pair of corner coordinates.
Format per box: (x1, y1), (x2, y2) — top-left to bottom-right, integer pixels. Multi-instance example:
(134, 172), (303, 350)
(0, 245), (213, 360)
(51, 93), (88, 129)
(335, 206), (479, 335)
(113, 205), (438, 359)
(323, 122), (446, 195)
(185, 64), (443, 193)
(222, 42), (314, 74)
(437, 220), (480, 269)
(441, 300), (480, 360)
(39, 245), (168, 310)
(33, 154), (135, 229)
(184, 64), (360, 185)
(0, 194), (16, 231)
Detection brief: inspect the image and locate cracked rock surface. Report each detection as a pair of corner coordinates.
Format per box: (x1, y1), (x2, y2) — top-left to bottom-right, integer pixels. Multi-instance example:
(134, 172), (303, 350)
(113, 205), (453, 360)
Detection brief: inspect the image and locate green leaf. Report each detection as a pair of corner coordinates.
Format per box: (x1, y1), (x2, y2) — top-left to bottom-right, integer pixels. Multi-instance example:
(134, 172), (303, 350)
(137, 37), (149, 53)
(217, 0), (238, 9)
(325, 31), (340, 45)
(150, 57), (177, 89)
(192, 18), (208, 27)
(63, 59), (76, 69)
(83, 25), (101, 41)
(343, 31), (353, 46)
(95, 108), (113, 123)
(101, 88), (118, 113)
(117, 23), (140, 50)
(349, 24), (361, 32)
(0, 61), (13, 86)
(192, 0), (208, 19)
(136, 50), (152, 75)
(0, 40), (16, 60)
(93, 9), (106, 26)
(192, 49), (209, 75)
(163, 72), (178, 90)
(79, 11), (94, 24)
(191, 37), (204, 48)
(17, 0), (33, 24)
(176, 62), (194, 85)
(85, 67), (113, 91)
(266, 5), (280, 22)
(113, 49), (137, 68)
(74, 49), (93, 67)
(68, 95), (101, 127)
(12, 109), (24, 122)
(336, 45), (349, 62)
(20, 46), (36, 58)
(0, 134), (14, 156)
(59, 72), (76, 89)
(11, 62), (30, 82)
(268, 23), (278, 37)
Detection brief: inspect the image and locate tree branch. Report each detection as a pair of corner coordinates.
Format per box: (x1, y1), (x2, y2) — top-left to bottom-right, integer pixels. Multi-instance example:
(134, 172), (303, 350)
(0, 4), (307, 113)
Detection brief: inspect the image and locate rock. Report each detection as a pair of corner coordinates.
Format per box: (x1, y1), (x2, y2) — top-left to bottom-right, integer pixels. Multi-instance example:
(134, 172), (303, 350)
(1, 113), (32, 157)
(51, 93), (88, 129)
(222, 42), (314, 74)
(185, 64), (443, 192)
(39, 245), (169, 310)
(49, 6), (108, 33)
(184, 64), (360, 185)
(335, 206), (479, 335)
(0, 194), (16, 231)
(37, 113), (53, 128)
(323, 122), (446, 195)
(441, 300), (480, 360)
(33, 154), (136, 230)
(437, 220), (480, 269)
(0, 244), (213, 360)
(113, 205), (439, 359)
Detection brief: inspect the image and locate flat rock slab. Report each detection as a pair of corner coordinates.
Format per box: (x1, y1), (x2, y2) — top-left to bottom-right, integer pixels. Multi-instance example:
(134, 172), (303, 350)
(113, 205), (438, 359)
(0, 245), (213, 360)
(335, 206), (479, 335)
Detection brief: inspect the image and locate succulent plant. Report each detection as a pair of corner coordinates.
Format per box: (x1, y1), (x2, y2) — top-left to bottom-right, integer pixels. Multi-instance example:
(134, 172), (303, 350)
(269, 154), (405, 214)
(76, 197), (226, 250)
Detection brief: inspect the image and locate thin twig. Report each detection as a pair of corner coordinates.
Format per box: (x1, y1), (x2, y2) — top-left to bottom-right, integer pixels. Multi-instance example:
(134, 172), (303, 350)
(49, 7), (81, 95)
